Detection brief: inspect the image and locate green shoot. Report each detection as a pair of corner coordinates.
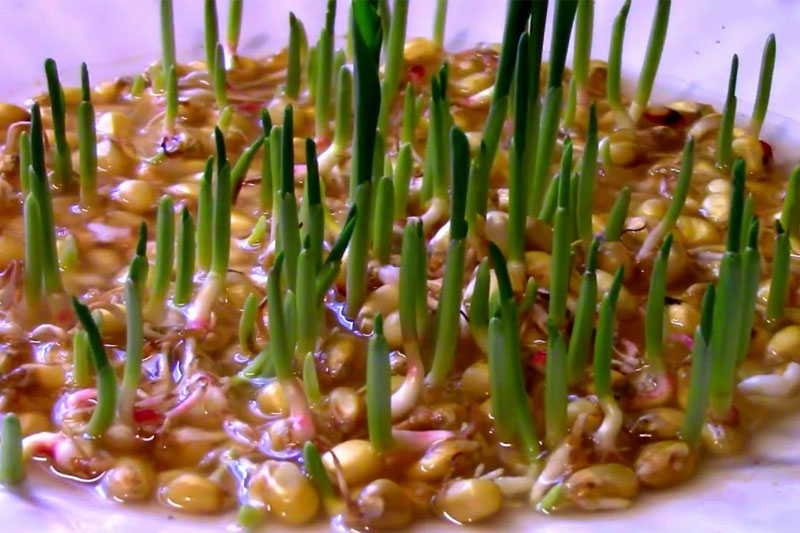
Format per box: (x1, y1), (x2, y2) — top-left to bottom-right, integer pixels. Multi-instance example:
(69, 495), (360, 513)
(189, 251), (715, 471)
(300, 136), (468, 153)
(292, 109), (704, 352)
(378, 0), (391, 50)
(147, 196), (175, 317)
(644, 234), (673, 375)
(303, 139), (325, 269)
(604, 185), (630, 242)
(78, 63), (97, 206)
(545, 317), (570, 450)
(210, 130), (231, 277)
(607, 0), (632, 126)
(131, 74), (146, 97)
(227, 0), (243, 58)
(592, 266), (625, 454)
(135, 222), (149, 293)
(539, 174), (559, 224)
(566, 238), (600, 385)
(367, 314), (393, 452)
(267, 254), (292, 380)
(751, 34), (776, 137)
(736, 219), (760, 364)
(508, 32), (530, 282)
(197, 157), (213, 271)
(303, 441), (334, 502)
(428, 128), (469, 386)
(315, 0), (337, 137)
(72, 330), (91, 388)
(0, 414), (23, 485)
(231, 135), (264, 196)
(345, 0), (382, 317)
(119, 257), (145, 425)
(478, 0), (531, 178)
(708, 159), (745, 419)
(18, 131), (31, 196)
(239, 292), (259, 353)
(681, 284), (716, 448)
(529, 0), (578, 215)
(433, 0), (448, 48)
(401, 83), (416, 145)
(60, 234), (79, 273)
(29, 103), (63, 295)
(72, 297), (117, 437)
(378, 0), (409, 135)
(637, 136), (694, 259)
(260, 117), (273, 212)
(629, 0), (671, 122)
(465, 141), (489, 235)
(278, 106), (300, 289)
(594, 266), (625, 399)
(781, 167), (800, 240)
(767, 221), (790, 325)
(269, 126), (283, 243)
(302, 351), (321, 407)
(521, 0), (548, 190)
(549, 138), (573, 328)
(393, 143), (413, 220)
(160, 0), (176, 81)
(488, 242), (540, 460)
(214, 42), (228, 108)
(296, 246), (318, 358)
(204, 0), (220, 70)
(717, 55), (739, 168)
(23, 194), (43, 314)
(44, 58), (73, 190)
(286, 13), (305, 101)
(488, 315), (514, 441)
(572, 0), (594, 93)
(165, 65), (178, 135)
(577, 103), (598, 244)
(372, 176), (395, 264)
(315, 206), (358, 302)
(318, 65), (353, 173)
(174, 207), (195, 306)
(345, 181), (372, 317)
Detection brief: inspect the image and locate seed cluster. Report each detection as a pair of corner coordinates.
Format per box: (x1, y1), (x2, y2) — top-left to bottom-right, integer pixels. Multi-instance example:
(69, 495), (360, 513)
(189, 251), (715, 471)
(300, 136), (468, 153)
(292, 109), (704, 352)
(0, 0), (797, 530)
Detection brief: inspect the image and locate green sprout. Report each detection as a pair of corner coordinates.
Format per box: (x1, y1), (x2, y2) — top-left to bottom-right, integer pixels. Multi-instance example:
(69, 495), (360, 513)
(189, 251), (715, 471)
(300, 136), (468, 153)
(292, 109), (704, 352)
(377, 0), (409, 136)
(0, 414), (23, 485)
(44, 58), (73, 190)
(566, 238), (600, 385)
(717, 55), (739, 168)
(78, 62), (98, 206)
(73, 297), (117, 437)
(751, 34), (776, 137)
(681, 284), (716, 448)
(367, 314), (393, 452)
(428, 128), (470, 386)
(629, 0), (671, 122)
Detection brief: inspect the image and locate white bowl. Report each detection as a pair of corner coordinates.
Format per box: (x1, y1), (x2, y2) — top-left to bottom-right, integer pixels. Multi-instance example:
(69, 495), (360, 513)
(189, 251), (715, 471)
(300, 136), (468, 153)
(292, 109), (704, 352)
(1, 1), (799, 531)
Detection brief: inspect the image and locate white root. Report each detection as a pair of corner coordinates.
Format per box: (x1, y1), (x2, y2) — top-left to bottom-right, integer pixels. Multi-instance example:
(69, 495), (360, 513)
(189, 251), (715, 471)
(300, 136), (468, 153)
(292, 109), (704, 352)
(530, 440), (572, 504)
(594, 396), (623, 457)
(390, 341), (424, 420)
(738, 362), (800, 398)
(421, 197), (448, 233)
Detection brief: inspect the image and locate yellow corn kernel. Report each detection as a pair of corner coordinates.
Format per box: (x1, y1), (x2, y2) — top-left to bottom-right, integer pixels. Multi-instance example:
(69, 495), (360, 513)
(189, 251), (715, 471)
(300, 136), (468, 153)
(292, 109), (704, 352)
(322, 439), (382, 487)
(437, 478), (502, 524)
(159, 471), (226, 514)
(112, 179), (158, 214)
(256, 380), (288, 416)
(250, 461), (319, 525)
(105, 457), (155, 502)
(460, 361), (490, 399)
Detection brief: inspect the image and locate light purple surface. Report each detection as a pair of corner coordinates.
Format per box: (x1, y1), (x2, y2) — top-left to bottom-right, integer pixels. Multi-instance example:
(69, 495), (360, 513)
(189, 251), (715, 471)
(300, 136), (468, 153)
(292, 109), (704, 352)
(0, 1), (799, 531)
